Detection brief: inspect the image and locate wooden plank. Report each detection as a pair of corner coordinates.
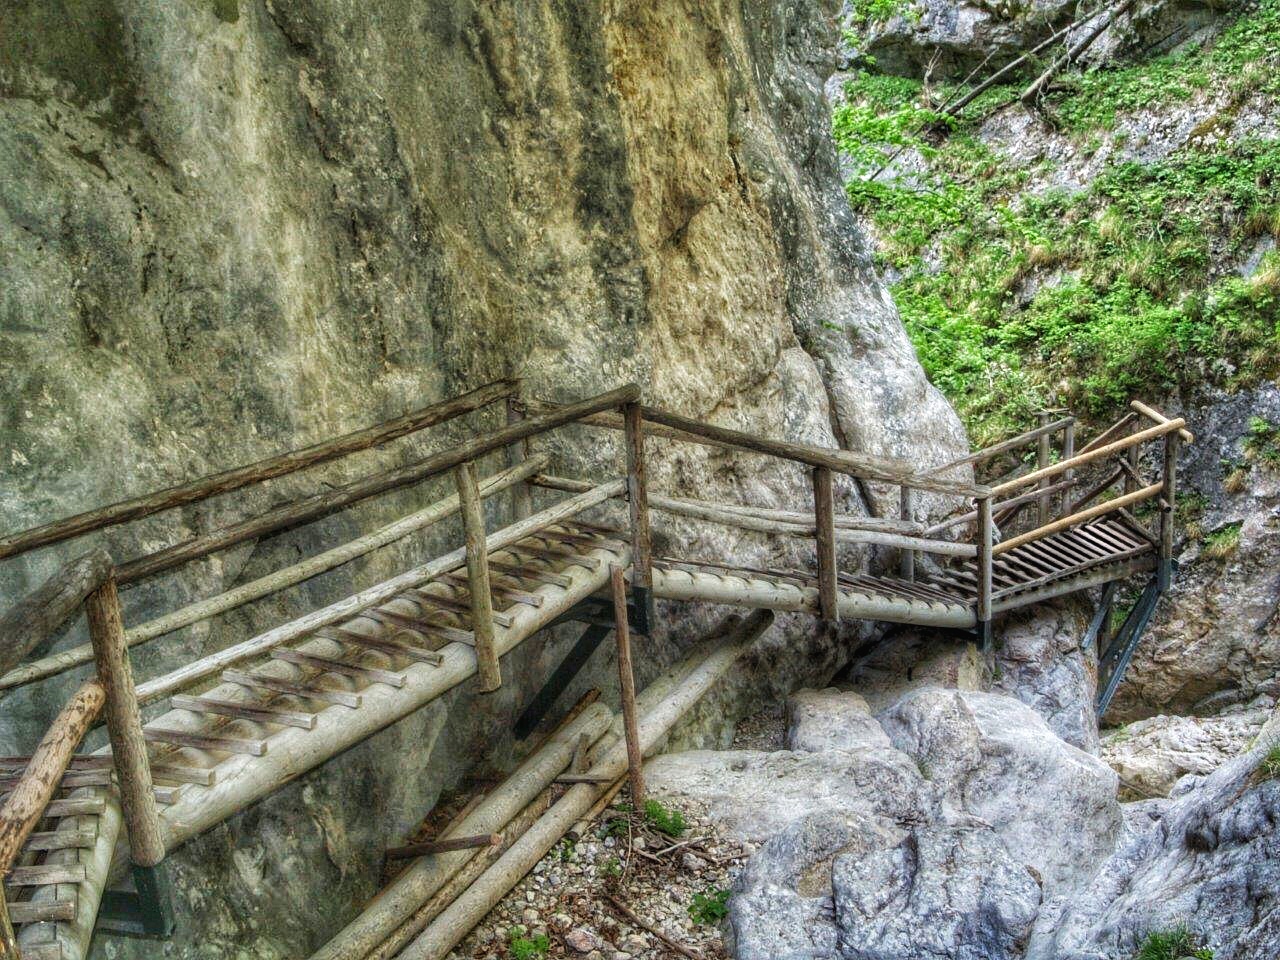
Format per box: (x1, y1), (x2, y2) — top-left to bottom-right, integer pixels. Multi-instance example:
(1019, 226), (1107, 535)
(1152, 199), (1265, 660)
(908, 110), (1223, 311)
(456, 462), (501, 693)
(538, 529), (628, 551)
(143, 727), (267, 757)
(44, 797), (105, 818)
(223, 670), (361, 709)
(505, 542), (600, 570)
(0, 549), (112, 678)
(0, 770), (109, 792)
(0, 757), (111, 771)
(21, 830), (97, 852)
(319, 628), (445, 666)
(6, 900), (76, 924)
(993, 482), (1163, 555)
(1037, 412), (1054, 524)
(1160, 433), (1180, 586)
(361, 608), (449, 646)
(976, 497), (993, 631)
(0, 679), (104, 875)
(272, 649), (406, 689)
(86, 574), (166, 868)
(439, 573), (544, 607)
(812, 467), (838, 622)
(1, 381), (517, 564)
(148, 763), (216, 787)
(5, 864), (87, 886)
(153, 785), (184, 804)
(171, 694), (318, 730)
(407, 591), (515, 628)
(485, 561), (571, 588)
(133, 477), (626, 705)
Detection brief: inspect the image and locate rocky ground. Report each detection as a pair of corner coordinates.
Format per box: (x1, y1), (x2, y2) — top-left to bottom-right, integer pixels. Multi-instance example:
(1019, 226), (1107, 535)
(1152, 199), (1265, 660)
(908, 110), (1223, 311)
(447, 794), (750, 960)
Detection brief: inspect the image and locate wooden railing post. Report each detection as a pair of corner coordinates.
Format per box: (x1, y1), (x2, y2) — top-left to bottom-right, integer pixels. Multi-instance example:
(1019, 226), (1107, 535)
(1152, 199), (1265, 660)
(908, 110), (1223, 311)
(622, 402), (654, 636)
(455, 461), (502, 692)
(85, 574), (166, 868)
(506, 396), (533, 521)
(1158, 432), (1180, 590)
(813, 466), (839, 622)
(609, 565), (645, 806)
(1061, 420), (1076, 517)
(0, 890), (16, 960)
(1036, 411), (1053, 523)
(976, 495), (994, 650)
(899, 485), (915, 581)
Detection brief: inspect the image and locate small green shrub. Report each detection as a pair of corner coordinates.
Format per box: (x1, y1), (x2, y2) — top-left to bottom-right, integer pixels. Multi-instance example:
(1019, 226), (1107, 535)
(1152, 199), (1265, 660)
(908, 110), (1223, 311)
(1258, 741), (1280, 779)
(688, 887), (731, 926)
(508, 928), (550, 960)
(602, 856), (622, 877)
(1203, 524), (1242, 560)
(643, 799), (688, 838)
(1133, 925), (1213, 960)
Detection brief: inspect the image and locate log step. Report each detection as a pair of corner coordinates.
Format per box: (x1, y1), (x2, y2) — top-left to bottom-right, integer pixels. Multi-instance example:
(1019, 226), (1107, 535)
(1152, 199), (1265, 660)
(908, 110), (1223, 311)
(0, 770), (111, 790)
(154, 784), (184, 805)
(44, 797), (105, 818)
(150, 762), (217, 787)
(372, 608), (474, 646)
(223, 669), (362, 709)
(319, 627), (444, 666)
(406, 590), (516, 628)
(5, 864), (87, 886)
(271, 649), (405, 688)
(171, 694), (318, 730)
(22, 829), (97, 852)
(439, 572), (544, 606)
(7, 899), (76, 924)
(507, 543), (600, 570)
(144, 727), (268, 757)
(0, 756), (111, 771)
(486, 559), (572, 588)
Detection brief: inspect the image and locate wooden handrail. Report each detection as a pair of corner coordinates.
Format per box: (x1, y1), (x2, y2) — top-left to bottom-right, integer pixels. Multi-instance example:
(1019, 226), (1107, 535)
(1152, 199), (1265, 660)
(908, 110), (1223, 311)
(1131, 400), (1194, 444)
(990, 417), (1186, 498)
(0, 380), (518, 563)
(0, 678), (106, 874)
(638, 406), (988, 497)
(923, 416), (1074, 478)
(924, 479), (1077, 535)
(114, 384), (639, 585)
(992, 482), (1163, 556)
(0, 549), (112, 678)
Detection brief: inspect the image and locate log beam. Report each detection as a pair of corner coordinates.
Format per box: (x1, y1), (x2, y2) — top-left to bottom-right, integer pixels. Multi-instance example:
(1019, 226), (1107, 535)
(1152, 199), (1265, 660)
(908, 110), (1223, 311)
(456, 462), (501, 693)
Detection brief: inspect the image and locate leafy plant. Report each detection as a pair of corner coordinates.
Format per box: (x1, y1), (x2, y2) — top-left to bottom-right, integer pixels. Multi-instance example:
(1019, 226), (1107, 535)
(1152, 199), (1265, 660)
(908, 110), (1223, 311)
(602, 856), (622, 878)
(688, 887), (731, 926)
(643, 799), (688, 838)
(508, 928), (550, 960)
(1133, 925), (1213, 960)
(1203, 523), (1242, 560)
(1258, 741), (1280, 780)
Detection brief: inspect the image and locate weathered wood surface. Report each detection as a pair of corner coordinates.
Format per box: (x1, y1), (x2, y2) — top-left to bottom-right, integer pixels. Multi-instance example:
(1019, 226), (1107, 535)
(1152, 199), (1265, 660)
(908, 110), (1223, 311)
(115, 385), (635, 585)
(622, 402), (654, 632)
(993, 482), (1163, 556)
(812, 467), (839, 622)
(385, 834), (502, 859)
(271, 649), (405, 689)
(455, 462), (501, 693)
(0, 380), (517, 564)
(170, 695), (317, 730)
(0, 550), (112, 680)
(924, 416), (1074, 479)
(131, 478), (626, 704)
(222, 670), (361, 709)
(1131, 400), (1194, 444)
(610, 566), (645, 806)
(143, 727), (268, 757)
(0, 679), (104, 874)
(991, 418), (1186, 497)
(976, 497), (993, 629)
(85, 574), (165, 869)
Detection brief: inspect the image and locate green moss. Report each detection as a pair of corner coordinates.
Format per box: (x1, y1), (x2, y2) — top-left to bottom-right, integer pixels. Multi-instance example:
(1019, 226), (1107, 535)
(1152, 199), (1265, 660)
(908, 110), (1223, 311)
(832, 0), (1280, 443)
(1134, 926), (1214, 960)
(643, 798), (688, 838)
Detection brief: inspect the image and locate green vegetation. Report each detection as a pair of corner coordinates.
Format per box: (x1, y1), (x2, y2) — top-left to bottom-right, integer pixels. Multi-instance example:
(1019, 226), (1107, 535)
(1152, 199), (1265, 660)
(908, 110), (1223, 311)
(1243, 416), (1280, 467)
(833, 0), (1280, 443)
(1203, 522), (1242, 559)
(688, 887), (731, 925)
(643, 798), (688, 838)
(508, 928), (551, 960)
(1257, 740), (1280, 779)
(1133, 925), (1214, 960)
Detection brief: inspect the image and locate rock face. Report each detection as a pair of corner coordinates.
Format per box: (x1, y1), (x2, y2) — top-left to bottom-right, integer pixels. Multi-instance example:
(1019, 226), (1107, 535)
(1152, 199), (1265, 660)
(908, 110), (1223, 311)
(0, 0), (969, 955)
(648, 687), (1122, 959)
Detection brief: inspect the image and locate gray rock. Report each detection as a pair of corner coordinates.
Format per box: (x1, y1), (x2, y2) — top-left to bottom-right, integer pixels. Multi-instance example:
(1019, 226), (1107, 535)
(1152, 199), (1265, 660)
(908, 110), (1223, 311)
(833, 825), (1042, 960)
(878, 689), (1120, 898)
(785, 688), (892, 753)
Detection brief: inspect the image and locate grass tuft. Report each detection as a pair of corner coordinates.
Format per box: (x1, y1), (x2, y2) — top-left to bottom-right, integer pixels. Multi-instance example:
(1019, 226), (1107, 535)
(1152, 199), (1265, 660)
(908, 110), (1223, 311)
(1134, 925), (1213, 960)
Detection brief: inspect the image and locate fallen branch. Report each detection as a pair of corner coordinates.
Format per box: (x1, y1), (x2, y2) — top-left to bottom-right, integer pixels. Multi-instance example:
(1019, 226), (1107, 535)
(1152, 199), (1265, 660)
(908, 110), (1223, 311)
(605, 893), (703, 960)
(1021, 0), (1140, 106)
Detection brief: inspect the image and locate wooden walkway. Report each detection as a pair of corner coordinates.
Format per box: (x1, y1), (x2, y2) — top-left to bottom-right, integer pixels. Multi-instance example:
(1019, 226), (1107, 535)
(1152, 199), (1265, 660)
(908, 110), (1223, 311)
(0, 384), (1188, 959)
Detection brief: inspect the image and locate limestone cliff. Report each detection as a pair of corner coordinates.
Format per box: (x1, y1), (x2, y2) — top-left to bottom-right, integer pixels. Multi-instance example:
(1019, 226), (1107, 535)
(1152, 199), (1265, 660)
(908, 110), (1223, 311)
(0, 1), (966, 955)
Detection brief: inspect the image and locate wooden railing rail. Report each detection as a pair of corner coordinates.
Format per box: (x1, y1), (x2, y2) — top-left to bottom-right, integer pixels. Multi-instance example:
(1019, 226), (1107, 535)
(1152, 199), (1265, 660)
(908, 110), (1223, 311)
(1131, 400), (1194, 444)
(0, 380), (518, 564)
(0, 550), (112, 680)
(923, 415), (1075, 479)
(992, 482), (1164, 556)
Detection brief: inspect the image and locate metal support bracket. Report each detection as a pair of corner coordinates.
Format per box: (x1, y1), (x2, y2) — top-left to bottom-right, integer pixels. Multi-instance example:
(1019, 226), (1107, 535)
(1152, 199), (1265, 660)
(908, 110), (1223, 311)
(1096, 562), (1177, 717)
(98, 861), (176, 938)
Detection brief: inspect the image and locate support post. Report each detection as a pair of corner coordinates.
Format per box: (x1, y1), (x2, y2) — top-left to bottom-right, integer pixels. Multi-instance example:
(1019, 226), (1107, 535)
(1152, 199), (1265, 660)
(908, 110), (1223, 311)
(455, 461), (502, 693)
(85, 574), (166, 869)
(899, 485), (915, 581)
(0, 892), (15, 960)
(622, 402), (654, 636)
(506, 396), (533, 521)
(609, 565), (645, 806)
(1061, 420), (1076, 517)
(1125, 427), (1140, 495)
(976, 495), (994, 650)
(1158, 433), (1180, 590)
(1036, 411), (1053, 524)
(813, 466), (839, 622)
